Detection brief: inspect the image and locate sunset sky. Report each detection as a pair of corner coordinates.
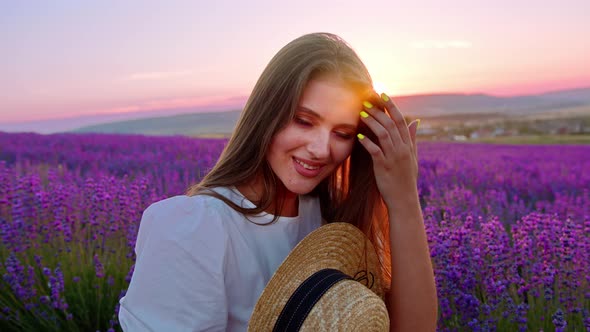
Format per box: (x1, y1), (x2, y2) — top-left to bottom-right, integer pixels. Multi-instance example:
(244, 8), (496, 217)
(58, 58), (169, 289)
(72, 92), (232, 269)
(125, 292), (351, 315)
(1, 0), (589, 126)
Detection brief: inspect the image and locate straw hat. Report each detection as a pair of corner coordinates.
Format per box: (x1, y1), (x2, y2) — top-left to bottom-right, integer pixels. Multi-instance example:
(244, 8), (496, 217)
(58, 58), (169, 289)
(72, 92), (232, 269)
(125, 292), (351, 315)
(248, 222), (389, 331)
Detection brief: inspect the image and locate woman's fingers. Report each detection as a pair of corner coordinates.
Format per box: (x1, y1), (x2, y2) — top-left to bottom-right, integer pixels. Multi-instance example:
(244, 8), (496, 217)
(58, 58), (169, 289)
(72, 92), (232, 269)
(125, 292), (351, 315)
(378, 93), (411, 145)
(407, 119), (419, 155)
(362, 100), (401, 146)
(360, 102), (395, 156)
(361, 97), (404, 148)
(356, 132), (385, 165)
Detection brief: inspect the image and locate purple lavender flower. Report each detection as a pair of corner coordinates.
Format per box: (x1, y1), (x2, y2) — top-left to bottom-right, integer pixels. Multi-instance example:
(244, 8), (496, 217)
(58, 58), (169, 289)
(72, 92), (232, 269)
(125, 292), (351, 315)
(552, 308), (567, 331)
(93, 254), (105, 279)
(1, 133), (589, 330)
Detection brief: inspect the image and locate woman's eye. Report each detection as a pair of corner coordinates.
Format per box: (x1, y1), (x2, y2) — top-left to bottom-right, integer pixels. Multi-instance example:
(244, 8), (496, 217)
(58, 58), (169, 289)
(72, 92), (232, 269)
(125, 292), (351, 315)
(294, 118), (312, 126)
(335, 132), (354, 140)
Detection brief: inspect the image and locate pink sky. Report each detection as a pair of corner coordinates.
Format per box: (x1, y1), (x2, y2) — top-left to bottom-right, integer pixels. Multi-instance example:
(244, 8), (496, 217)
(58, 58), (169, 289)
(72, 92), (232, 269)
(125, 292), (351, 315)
(1, 0), (589, 125)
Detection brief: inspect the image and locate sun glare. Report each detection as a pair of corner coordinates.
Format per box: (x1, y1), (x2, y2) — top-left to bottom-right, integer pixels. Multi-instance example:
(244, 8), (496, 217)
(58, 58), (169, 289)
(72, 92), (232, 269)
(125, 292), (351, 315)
(373, 81), (391, 96)
(373, 81), (397, 96)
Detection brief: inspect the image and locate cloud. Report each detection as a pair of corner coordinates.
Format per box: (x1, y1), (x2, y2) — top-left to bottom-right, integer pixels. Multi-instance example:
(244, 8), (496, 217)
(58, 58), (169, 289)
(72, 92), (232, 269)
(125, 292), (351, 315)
(122, 70), (192, 81)
(411, 40), (472, 49)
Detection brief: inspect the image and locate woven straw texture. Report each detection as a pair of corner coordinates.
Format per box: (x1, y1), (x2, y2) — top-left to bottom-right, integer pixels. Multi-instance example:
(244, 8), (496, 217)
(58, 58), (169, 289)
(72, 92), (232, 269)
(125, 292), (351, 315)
(248, 222), (389, 331)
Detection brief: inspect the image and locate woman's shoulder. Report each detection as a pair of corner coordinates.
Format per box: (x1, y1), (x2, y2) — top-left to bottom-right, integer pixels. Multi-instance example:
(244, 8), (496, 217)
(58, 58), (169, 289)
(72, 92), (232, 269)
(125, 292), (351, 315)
(134, 193), (239, 259)
(140, 187), (247, 233)
(145, 192), (227, 218)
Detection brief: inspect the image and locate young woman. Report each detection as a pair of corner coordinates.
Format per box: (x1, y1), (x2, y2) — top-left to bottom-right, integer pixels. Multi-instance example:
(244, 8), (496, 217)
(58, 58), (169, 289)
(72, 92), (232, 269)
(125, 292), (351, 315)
(118, 32), (437, 331)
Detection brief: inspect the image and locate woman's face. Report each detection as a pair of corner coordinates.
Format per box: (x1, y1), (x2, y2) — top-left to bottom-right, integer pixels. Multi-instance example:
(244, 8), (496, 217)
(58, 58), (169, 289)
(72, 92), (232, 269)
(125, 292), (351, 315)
(267, 76), (362, 195)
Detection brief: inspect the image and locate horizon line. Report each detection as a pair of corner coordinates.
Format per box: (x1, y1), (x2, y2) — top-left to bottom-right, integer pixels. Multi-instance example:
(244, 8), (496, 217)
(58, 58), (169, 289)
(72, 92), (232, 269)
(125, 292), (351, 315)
(3, 84), (589, 125)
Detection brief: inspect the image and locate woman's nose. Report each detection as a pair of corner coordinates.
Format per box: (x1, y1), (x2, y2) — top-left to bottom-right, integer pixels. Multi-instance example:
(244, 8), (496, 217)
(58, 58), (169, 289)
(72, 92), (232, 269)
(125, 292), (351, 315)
(307, 130), (330, 160)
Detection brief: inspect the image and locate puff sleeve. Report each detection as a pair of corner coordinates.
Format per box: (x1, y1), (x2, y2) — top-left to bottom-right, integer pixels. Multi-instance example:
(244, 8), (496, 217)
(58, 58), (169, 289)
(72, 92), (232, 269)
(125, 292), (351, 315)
(118, 196), (229, 332)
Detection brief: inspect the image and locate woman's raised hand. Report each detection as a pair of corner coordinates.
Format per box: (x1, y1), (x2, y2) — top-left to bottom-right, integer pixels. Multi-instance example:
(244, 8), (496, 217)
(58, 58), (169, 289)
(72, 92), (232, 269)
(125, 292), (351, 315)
(357, 92), (420, 208)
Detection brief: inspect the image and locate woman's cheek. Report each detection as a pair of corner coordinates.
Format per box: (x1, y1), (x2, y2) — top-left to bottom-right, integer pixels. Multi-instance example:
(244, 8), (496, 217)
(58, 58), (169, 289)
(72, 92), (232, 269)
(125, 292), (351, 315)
(335, 141), (354, 163)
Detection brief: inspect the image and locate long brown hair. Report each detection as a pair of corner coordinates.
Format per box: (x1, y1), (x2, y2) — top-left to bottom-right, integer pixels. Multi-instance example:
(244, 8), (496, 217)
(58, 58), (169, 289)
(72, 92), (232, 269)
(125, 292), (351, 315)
(186, 32), (392, 287)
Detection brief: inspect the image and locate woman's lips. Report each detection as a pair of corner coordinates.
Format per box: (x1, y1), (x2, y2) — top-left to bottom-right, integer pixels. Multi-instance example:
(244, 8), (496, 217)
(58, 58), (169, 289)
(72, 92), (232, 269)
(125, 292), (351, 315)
(292, 157), (325, 177)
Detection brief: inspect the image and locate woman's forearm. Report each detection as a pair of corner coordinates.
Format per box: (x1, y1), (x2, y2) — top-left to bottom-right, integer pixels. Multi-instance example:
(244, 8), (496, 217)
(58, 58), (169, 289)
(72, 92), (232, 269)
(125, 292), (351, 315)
(387, 191), (438, 331)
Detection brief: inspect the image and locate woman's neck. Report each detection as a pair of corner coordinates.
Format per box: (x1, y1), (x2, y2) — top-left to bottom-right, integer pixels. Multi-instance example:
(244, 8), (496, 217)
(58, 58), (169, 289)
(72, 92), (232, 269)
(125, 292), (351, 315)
(278, 188), (299, 217)
(236, 179), (299, 217)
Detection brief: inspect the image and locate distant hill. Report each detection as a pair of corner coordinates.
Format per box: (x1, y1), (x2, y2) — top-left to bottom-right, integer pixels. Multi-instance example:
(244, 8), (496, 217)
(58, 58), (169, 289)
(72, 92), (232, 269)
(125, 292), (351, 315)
(393, 91), (588, 117)
(68, 87), (590, 137)
(536, 87), (590, 102)
(72, 111), (241, 137)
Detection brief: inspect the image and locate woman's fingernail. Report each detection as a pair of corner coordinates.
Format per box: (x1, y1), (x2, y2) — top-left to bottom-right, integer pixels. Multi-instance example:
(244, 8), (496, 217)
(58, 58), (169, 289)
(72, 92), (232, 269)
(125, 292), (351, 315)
(381, 93), (390, 102)
(360, 111), (369, 118)
(363, 101), (373, 109)
(357, 133), (365, 140)
(416, 119), (421, 129)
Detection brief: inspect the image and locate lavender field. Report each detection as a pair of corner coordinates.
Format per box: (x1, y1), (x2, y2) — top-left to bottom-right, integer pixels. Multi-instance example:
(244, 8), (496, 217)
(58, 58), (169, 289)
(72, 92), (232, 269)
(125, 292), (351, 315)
(0, 131), (589, 331)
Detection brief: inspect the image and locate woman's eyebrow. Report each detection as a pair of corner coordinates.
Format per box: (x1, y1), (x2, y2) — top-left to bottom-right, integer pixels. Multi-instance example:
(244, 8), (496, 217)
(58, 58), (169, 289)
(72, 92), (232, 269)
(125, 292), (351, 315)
(297, 106), (357, 130)
(297, 106), (321, 117)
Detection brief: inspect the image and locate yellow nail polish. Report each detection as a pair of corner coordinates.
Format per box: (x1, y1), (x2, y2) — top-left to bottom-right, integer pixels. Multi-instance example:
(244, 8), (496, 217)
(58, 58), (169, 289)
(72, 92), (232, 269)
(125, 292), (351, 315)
(416, 119), (421, 129)
(381, 93), (390, 102)
(360, 111), (369, 118)
(357, 133), (365, 140)
(363, 101), (373, 109)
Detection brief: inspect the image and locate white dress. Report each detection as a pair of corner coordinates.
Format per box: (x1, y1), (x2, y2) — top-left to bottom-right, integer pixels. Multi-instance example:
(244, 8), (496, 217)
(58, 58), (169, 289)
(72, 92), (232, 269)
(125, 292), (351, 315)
(118, 186), (323, 331)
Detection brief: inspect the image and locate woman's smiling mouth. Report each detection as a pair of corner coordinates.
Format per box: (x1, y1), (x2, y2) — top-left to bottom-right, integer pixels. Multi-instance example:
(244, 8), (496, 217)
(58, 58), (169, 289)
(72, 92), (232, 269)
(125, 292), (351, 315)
(292, 157), (325, 177)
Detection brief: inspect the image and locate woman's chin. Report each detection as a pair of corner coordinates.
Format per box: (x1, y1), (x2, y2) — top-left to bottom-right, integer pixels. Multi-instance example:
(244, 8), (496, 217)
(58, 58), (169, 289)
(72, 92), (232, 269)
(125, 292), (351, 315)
(282, 181), (321, 196)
